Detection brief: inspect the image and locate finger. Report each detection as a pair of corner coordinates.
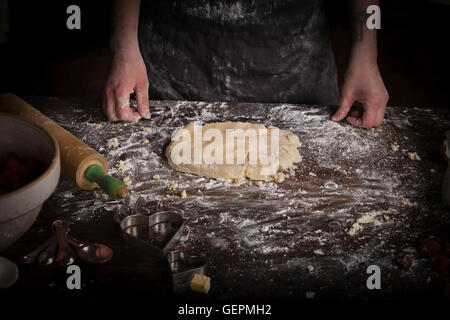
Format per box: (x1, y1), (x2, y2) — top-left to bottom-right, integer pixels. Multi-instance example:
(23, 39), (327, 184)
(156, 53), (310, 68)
(103, 89), (118, 121)
(114, 94), (128, 120)
(136, 82), (151, 119)
(348, 103), (379, 128)
(332, 94), (355, 121)
(127, 109), (142, 122)
(372, 103), (386, 127)
(349, 108), (363, 118)
(346, 115), (363, 127)
(115, 92), (141, 122)
(363, 101), (385, 128)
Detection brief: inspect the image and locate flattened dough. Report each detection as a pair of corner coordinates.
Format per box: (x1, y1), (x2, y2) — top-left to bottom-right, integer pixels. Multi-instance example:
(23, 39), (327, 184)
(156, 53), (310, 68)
(166, 121), (302, 181)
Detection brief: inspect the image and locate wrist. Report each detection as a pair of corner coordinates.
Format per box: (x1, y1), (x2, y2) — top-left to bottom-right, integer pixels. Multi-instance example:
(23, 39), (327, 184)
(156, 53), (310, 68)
(349, 45), (378, 68)
(110, 34), (140, 55)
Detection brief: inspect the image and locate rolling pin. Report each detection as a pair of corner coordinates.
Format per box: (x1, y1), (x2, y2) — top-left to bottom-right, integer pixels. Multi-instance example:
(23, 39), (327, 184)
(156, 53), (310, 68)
(0, 93), (128, 200)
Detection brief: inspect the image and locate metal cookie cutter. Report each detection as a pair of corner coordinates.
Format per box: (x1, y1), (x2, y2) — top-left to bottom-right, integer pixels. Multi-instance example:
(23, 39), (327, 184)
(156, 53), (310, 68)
(119, 211), (184, 257)
(119, 210), (207, 291)
(168, 250), (206, 293)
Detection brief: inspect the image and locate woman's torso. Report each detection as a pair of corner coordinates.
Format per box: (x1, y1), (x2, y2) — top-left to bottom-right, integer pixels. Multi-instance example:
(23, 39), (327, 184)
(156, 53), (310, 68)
(138, 0), (339, 105)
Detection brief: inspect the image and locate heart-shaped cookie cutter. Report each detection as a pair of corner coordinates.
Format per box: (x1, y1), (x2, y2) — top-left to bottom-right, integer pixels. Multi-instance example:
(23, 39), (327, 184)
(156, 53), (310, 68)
(168, 251), (206, 286)
(119, 211), (184, 257)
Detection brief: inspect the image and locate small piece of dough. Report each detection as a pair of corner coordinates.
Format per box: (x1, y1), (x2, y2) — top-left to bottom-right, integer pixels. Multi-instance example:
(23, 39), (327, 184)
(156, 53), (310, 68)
(166, 121), (301, 181)
(347, 211), (382, 236)
(116, 160), (132, 173)
(142, 139), (149, 144)
(347, 223), (363, 236)
(180, 190), (187, 198)
(391, 144), (399, 152)
(407, 152), (421, 161)
(143, 127), (152, 133)
(402, 198), (412, 206)
(190, 274), (211, 294)
(107, 138), (119, 149)
(168, 181), (178, 191)
(153, 174), (160, 180)
(122, 176), (132, 186)
(274, 172), (285, 183)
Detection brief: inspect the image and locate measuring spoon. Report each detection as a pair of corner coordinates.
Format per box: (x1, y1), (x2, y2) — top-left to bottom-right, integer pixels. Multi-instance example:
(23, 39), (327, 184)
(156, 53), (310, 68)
(52, 220), (76, 266)
(67, 236), (113, 264)
(38, 239), (58, 265)
(20, 235), (56, 264)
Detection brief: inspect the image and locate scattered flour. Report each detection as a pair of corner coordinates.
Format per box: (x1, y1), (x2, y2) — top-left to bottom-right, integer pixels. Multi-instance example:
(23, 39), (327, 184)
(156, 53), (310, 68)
(45, 99), (448, 300)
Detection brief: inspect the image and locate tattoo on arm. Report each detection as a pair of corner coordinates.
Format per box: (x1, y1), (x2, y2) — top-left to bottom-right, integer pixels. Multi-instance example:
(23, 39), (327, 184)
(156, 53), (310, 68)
(352, 10), (369, 42)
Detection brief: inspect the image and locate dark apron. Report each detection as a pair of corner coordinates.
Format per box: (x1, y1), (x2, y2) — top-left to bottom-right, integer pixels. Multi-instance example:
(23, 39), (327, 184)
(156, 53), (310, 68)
(138, 0), (339, 105)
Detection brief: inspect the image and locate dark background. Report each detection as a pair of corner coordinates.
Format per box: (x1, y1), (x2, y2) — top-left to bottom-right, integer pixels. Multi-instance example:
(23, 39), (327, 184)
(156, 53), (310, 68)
(0, 0), (449, 108)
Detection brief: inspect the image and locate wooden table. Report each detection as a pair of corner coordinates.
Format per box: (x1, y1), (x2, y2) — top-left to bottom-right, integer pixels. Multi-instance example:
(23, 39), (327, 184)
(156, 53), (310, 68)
(1, 96), (450, 304)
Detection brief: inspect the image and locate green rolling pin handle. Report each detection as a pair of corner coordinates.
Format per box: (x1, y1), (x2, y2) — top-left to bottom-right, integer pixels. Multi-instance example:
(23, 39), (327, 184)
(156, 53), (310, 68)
(85, 165), (129, 200)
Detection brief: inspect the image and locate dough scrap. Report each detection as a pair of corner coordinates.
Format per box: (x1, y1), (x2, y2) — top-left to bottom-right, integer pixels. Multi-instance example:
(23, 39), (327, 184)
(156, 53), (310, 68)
(122, 176), (132, 186)
(166, 121), (302, 181)
(274, 172), (285, 183)
(168, 181), (178, 191)
(107, 137), (119, 149)
(116, 160), (132, 173)
(347, 211), (382, 236)
(402, 198), (413, 206)
(407, 152), (421, 161)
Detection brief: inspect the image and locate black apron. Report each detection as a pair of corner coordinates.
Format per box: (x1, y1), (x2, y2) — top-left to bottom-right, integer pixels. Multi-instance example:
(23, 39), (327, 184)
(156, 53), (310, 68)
(138, 0), (339, 105)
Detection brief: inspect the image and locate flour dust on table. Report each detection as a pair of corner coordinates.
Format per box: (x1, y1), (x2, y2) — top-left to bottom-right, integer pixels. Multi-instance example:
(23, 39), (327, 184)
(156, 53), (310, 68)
(37, 97), (450, 299)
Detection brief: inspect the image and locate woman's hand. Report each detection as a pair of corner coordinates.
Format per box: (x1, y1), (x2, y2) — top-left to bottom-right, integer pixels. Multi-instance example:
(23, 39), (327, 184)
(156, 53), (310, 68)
(332, 58), (389, 128)
(103, 47), (150, 121)
(333, 0), (388, 128)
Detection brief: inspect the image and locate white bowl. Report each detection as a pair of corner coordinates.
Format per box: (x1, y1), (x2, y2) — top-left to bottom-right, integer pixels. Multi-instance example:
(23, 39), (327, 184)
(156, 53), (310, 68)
(0, 113), (60, 251)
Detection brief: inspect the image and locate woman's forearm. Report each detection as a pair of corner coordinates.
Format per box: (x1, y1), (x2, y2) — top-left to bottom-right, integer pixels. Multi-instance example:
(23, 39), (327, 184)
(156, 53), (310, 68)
(104, 0), (150, 122)
(110, 0), (141, 53)
(332, 0), (388, 128)
(347, 0), (379, 65)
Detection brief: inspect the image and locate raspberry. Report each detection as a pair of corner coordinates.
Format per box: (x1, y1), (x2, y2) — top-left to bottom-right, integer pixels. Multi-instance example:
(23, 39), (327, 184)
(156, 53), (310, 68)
(15, 162), (30, 178)
(418, 238), (440, 257)
(433, 255), (450, 273)
(23, 157), (41, 170)
(0, 154), (45, 192)
(3, 155), (21, 170)
(396, 253), (413, 270)
(3, 174), (20, 191)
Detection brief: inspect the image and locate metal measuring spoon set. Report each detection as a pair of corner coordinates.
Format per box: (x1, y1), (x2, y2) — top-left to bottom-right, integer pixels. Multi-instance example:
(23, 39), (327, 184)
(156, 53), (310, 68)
(20, 219), (113, 266)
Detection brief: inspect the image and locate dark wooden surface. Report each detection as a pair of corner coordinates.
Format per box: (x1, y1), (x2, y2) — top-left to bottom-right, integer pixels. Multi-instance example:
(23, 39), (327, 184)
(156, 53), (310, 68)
(1, 96), (450, 304)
